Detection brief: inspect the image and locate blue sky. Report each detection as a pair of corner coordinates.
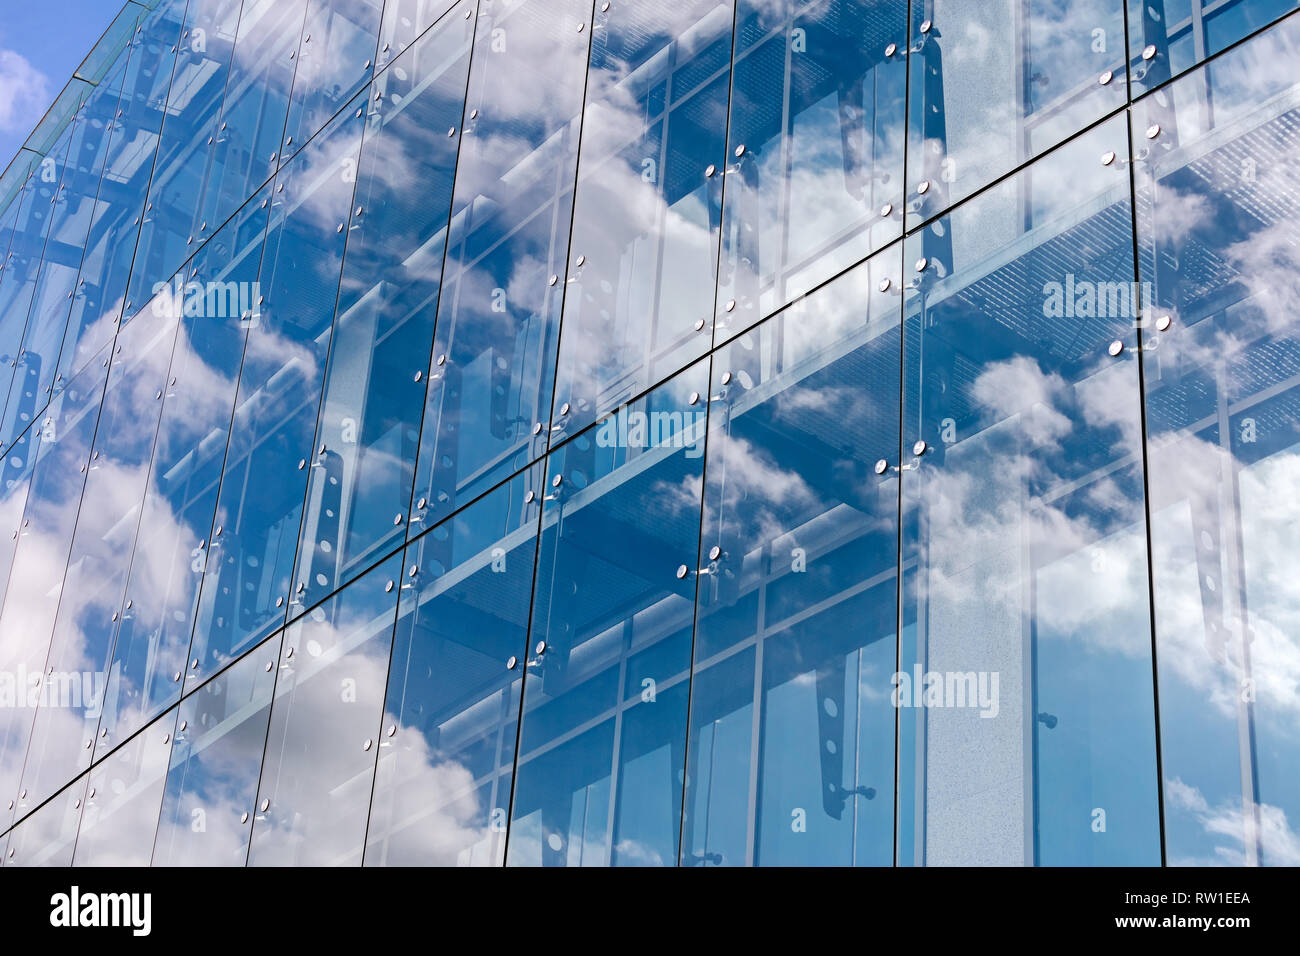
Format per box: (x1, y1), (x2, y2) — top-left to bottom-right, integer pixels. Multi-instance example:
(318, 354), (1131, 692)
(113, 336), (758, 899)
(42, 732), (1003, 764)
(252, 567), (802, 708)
(0, 1), (121, 171)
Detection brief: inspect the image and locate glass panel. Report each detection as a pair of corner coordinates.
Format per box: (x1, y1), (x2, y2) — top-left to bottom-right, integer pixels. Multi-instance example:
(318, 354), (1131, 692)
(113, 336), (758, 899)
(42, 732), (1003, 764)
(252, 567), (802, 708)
(246, 554), (401, 865)
(122, 0), (246, 325)
(550, 1), (735, 437)
(293, 7), (474, 608)
(54, 2), (189, 394)
(48, 56), (134, 384)
(409, 0), (589, 530)
(508, 363), (709, 866)
(280, 0), (384, 165)
(72, 708), (174, 865)
(100, 187), (272, 744)
(1135, 15), (1300, 866)
(898, 118), (1161, 866)
(366, 466), (541, 866)
(715, 0), (908, 340)
(0, 168), (61, 449)
(0, 353), (108, 829)
(189, 97), (366, 684)
(14, 305), (178, 811)
(681, 255), (899, 867)
(904, 0), (1127, 226)
(1, 775), (87, 867)
(0, 428), (40, 615)
(153, 639), (278, 866)
(1128, 0), (1299, 94)
(0, 126), (82, 447)
(376, 0), (461, 71)
(199, 0), (310, 232)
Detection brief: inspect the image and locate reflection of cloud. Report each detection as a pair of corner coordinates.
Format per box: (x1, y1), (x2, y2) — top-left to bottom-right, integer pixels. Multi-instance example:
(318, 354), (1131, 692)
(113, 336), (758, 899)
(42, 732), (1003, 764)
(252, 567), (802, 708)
(1166, 777), (1300, 866)
(367, 725), (498, 865)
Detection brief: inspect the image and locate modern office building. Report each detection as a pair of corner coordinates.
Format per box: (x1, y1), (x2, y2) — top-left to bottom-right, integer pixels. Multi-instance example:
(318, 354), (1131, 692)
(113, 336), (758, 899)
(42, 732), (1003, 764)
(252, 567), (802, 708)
(0, 0), (1294, 867)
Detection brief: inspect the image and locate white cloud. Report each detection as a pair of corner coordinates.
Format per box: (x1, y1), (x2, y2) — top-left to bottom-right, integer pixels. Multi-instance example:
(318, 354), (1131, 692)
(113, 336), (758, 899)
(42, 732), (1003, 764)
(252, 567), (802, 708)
(0, 48), (51, 135)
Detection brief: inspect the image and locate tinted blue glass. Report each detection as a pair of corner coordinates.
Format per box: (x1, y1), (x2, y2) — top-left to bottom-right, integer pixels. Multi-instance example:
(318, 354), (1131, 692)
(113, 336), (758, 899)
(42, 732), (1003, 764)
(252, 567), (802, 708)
(1, 774), (86, 867)
(48, 57), (134, 385)
(904, 0), (1127, 226)
(100, 187), (272, 744)
(898, 118), (1160, 866)
(189, 97), (365, 684)
(409, 0), (589, 530)
(715, 0), (907, 340)
(1128, 0), (1299, 93)
(52, 2), (189, 405)
(292, 6), (474, 609)
(280, 0), (384, 166)
(14, 306), (178, 811)
(122, 0), (246, 327)
(0, 126), (83, 447)
(375, 0), (461, 71)
(72, 706), (174, 865)
(1135, 14), (1300, 866)
(550, 1), (735, 438)
(199, 0), (310, 232)
(681, 255), (898, 867)
(0, 174), (55, 450)
(153, 639), (278, 865)
(366, 467), (541, 866)
(507, 363), (709, 866)
(0, 352), (108, 829)
(246, 554), (401, 865)
(0, 428), (39, 615)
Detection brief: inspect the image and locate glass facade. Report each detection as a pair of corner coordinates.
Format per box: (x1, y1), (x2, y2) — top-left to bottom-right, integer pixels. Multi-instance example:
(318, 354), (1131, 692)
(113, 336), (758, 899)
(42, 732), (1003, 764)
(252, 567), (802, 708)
(0, 0), (1298, 867)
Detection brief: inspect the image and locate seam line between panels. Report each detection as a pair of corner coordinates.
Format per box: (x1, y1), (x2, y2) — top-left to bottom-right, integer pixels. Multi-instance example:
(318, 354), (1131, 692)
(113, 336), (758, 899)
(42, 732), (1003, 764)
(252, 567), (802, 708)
(3, 0), (193, 838)
(357, 0), (485, 868)
(501, 0), (600, 869)
(891, 0), (913, 871)
(675, 0), (741, 870)
(1125, 106), (1169, 869)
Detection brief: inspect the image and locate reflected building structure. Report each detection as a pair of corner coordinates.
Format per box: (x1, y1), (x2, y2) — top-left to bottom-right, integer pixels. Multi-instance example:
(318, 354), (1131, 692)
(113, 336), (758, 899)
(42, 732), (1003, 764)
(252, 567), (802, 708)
(0, 0), (1297, 866)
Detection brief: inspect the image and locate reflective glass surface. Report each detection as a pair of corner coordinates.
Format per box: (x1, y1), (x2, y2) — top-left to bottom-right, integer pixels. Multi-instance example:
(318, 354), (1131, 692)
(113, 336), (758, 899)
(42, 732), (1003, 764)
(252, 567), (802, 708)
(122, 0), (245, 326)
(366, 467), (541, 866)
(1135, 14), (1300, 866)
(1, 775), (86, 867)
(199, 0), (310, 232)
(293, 6), (474, 607)
(0, 353), (108, 829)
(153, 643), (277, 866)
(551, 1), (735, 436)
(246, 555), (400, 865)
(508, 364), (708, 867)
(409, 0), (590, 529)
(682, 256), (899, 867)
(281, 0), (384, 166)
(189, 97), (365, 683)
(72, 707), (174, 865)
(899, 118), (1160, 865)
(904, 0), (1127, 225)
(5, 0), (1300, 869)
(15, 305), (177, 811)
(716, 0), (908, 339)
(1128, 0), (1299, 93)
(100, 188), (272, 745)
